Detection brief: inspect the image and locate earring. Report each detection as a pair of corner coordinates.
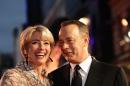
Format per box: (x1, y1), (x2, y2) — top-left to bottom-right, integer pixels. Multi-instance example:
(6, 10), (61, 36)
(26, 57), (28, 65)
(25, 54), (28, 65)
(24, 49), (28, 65)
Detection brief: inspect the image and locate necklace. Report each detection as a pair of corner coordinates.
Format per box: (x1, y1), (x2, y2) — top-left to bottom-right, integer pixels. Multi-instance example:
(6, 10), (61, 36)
(17, 61), (49, 86)
(41, 69), (46, 77)
(30, 70), (47, 86)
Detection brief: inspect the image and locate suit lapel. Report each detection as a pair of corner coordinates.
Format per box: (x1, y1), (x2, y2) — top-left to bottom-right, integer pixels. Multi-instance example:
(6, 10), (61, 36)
(61, 58), (105, 86)
(85, 58), (103, 86)
(62, 64), (70, 86)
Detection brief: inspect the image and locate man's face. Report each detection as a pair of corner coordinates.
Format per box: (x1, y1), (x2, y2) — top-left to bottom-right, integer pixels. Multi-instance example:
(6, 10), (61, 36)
(59, 24), (87, 64)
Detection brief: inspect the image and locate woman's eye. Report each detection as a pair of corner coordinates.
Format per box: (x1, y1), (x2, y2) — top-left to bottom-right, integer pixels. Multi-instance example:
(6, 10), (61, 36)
(44, 42), (50, 45)
(31, 41), (39, 44)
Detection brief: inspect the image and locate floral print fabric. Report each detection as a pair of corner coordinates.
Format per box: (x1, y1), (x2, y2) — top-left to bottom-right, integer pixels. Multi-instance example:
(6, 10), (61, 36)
(0, 61), (51, 86)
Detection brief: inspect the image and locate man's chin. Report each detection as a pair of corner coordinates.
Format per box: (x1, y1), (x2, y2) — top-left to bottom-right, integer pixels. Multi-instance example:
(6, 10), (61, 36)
(65, 56), (74, 61)
(69, 59), (80, 64)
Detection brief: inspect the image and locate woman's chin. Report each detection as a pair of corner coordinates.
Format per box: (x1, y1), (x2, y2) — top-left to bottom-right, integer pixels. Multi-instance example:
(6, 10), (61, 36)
(33, 60), (46, 66)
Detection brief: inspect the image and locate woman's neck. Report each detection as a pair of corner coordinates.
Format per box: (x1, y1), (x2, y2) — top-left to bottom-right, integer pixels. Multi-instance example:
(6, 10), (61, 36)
(31, 63), (47, 80)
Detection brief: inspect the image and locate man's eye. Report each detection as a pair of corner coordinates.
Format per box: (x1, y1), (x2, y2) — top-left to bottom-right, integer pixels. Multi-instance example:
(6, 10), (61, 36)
(59, 41), (63, 44)
(67, 39), (74, 43)
(68, 40), (73, 41)
(58, 41), (64, 46)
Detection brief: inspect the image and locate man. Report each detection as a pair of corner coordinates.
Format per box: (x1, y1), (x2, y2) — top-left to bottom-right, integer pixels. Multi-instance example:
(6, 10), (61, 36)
(48, 20), (128, 86)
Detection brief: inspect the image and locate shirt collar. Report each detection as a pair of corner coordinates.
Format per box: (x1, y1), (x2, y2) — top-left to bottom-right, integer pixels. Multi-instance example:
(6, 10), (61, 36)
(70, 55), (92, 73)
(79, 56), (92, 73)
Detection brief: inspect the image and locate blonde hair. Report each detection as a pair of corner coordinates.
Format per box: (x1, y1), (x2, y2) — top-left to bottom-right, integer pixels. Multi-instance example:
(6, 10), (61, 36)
(20, 25), (54, 58)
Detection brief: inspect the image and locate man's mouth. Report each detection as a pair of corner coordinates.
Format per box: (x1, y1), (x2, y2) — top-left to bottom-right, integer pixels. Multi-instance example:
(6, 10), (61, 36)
(64, 52), (73, 56)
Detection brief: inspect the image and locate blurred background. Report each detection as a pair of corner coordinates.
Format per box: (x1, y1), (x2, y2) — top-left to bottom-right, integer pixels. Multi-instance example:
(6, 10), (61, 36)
(0, 0), (130, 84)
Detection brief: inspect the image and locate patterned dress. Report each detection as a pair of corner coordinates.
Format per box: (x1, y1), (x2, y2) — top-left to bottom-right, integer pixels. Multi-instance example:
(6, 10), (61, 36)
(0, 61), (52, 86)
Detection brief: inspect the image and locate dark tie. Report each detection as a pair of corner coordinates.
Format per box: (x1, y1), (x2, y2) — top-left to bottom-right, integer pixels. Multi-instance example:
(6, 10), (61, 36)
(71, 65), (82, 86)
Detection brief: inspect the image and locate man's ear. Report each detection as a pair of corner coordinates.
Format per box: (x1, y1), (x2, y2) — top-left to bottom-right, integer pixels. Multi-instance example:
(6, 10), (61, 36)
(83, 36), (89, 45)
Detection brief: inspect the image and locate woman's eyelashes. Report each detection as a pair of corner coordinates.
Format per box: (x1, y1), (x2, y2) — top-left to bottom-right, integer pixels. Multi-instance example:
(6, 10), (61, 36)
(31, 40), (50, 46)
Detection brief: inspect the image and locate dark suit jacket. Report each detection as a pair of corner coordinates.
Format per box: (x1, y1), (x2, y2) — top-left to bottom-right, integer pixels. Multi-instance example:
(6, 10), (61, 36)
(48, 58), (128, 86)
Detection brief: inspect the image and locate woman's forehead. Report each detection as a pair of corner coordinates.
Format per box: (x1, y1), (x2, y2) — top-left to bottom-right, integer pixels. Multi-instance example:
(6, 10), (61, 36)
(30, 31), (50, 41)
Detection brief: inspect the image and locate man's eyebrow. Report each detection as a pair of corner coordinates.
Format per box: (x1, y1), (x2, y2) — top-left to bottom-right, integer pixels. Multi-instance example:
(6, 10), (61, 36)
(66, 37), (71, 39)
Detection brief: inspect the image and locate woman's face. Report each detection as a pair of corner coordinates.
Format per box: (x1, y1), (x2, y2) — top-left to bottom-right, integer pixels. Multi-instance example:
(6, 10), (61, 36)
(27, 31), (51, 66)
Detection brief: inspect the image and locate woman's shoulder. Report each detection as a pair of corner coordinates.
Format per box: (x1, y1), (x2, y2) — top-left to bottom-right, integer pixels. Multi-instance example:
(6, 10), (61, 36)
(0, 68), (27, 86)
(2, 68), (23, 78)
(2, 68), (21, 76)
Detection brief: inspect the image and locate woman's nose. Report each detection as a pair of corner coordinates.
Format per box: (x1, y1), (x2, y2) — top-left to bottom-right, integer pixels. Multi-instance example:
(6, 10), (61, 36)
(39, 43), (45, 49)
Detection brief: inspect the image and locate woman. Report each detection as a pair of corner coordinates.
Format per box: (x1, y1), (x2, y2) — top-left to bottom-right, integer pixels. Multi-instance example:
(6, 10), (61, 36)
(0, 25), (54, 86)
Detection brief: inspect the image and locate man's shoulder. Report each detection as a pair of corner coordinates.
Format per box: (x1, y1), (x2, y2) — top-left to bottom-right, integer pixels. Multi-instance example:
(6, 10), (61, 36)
(50, 63), (69, 74)
(48, 63), (70, 86)
(92, 60), (129, 86)
(94, 60), (122, 72)
(49, 63), (69, 76)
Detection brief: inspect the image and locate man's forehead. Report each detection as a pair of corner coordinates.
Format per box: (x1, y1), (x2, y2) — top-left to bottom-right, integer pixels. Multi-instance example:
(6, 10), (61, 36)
(60, 27), (79, 34)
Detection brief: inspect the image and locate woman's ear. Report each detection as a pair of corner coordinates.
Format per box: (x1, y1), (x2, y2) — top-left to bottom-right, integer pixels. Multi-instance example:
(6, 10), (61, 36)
(23, 49), (27, 57)
(24, 49), (26, 54)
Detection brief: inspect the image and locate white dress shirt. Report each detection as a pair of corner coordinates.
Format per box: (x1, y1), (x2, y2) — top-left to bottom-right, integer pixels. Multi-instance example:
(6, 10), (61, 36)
(70, 56), (92, 86)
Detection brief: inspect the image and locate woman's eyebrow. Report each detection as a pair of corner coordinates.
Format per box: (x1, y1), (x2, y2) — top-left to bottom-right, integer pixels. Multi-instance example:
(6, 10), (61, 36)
(31, 39), (40, 42)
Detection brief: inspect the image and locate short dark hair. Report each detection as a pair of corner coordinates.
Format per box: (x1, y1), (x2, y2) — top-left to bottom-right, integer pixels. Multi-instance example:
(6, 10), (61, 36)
(60, 20), (89, 37)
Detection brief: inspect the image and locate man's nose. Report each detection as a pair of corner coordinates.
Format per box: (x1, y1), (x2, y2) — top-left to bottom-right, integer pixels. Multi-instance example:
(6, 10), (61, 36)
(62, 42), (69, 49)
